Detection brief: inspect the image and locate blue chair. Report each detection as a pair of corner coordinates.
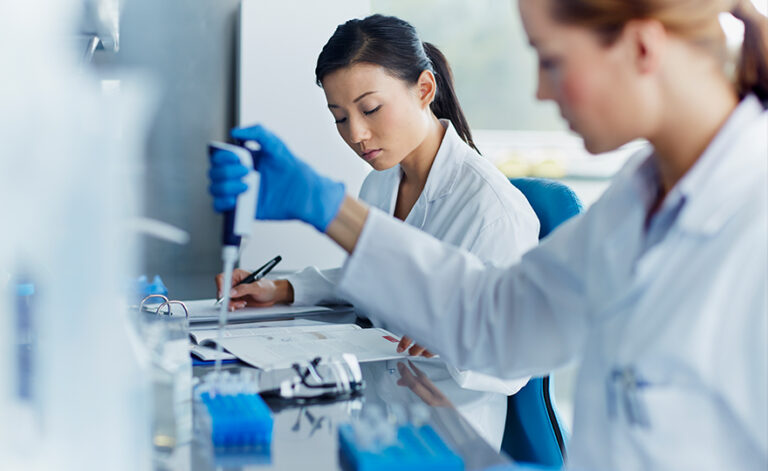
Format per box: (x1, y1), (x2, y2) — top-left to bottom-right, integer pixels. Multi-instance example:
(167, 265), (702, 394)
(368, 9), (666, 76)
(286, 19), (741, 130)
(501, 178), (583, 467)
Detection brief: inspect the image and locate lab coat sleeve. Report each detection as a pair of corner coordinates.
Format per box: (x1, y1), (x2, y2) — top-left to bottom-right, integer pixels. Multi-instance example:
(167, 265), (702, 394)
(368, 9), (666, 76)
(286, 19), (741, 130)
(446, 365), (530, 396)
(467, 214), (539, 266)
(283, 267), (348, 306)
(738, 282), (768, 458)
(337, 207), (591, 379)
(446, 216), (539, 394)
(281, 170), (380, 307)
(713, 223), (768, 459)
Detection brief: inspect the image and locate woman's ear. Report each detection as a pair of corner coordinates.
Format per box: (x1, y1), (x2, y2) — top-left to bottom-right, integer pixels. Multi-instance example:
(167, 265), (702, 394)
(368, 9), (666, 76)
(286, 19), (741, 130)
(623, 19), (666, 75)
(416, 70), (437, 109)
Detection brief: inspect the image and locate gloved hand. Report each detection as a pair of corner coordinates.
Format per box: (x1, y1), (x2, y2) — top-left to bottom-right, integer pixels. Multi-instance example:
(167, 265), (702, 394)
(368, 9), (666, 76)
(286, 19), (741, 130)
(208, 124), (346, 232)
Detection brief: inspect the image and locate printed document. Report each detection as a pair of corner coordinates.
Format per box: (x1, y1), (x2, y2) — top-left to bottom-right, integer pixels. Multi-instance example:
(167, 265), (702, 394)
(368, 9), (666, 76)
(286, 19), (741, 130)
(192, 324), (407, 370)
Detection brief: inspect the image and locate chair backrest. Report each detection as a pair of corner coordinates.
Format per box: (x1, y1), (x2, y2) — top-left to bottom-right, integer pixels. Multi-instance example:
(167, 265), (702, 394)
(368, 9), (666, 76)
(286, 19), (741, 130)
(501, 178), (583, 467)
(510, 178), (583, 240)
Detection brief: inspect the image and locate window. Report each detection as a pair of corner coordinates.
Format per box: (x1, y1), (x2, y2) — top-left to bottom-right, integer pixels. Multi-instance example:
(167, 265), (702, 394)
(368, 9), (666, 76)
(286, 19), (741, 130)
(372, 0), (768, 132)
(370, 0), (636, 200)
(371, 0), (765, 204)
(371, 0), (564, 132)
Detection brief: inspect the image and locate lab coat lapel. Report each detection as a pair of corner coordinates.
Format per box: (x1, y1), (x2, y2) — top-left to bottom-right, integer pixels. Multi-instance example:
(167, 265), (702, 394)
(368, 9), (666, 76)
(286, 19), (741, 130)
(420, 120), (463, 204)
(588, 154), (657, 315)
(387, 167), (401, 217)
(634, 95), (767, 282)
(600, 95), (768, 357)
(404, 120), (464, 229)
(674, 95), (767, 237)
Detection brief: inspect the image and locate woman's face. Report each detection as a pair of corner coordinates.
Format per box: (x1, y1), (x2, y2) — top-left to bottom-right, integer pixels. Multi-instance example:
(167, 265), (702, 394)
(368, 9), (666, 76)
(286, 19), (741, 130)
(322, 63), (434, 170)
(519, 0), (656, 154)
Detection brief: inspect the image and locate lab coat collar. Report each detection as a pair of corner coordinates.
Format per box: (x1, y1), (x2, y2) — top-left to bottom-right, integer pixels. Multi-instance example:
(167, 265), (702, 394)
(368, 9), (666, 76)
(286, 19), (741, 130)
(674, 94), (766, 235)
(636, 95), (766, 236)
(416, 119), (472, 203)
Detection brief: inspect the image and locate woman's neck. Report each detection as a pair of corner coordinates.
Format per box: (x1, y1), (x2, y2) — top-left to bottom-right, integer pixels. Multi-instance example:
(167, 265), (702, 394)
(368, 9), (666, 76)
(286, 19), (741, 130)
(399, 116), (446, 188)
(648, 78), (739, 197)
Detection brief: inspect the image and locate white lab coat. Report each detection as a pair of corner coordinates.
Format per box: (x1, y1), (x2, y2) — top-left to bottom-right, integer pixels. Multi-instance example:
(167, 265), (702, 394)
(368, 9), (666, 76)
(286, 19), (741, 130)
(336, 96), (768, 470)
(286, 120), (540, 448)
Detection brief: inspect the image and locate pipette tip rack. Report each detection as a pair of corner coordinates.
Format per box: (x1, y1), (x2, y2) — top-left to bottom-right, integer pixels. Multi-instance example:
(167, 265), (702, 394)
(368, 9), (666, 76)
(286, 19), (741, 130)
(195, 371), (273, 451)
(338, 419), (464, 471)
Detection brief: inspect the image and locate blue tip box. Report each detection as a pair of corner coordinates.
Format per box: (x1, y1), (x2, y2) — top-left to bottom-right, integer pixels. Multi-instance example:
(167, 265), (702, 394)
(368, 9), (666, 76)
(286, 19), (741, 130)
(198, 391), (273, 451)
(338, 423), (464, 471)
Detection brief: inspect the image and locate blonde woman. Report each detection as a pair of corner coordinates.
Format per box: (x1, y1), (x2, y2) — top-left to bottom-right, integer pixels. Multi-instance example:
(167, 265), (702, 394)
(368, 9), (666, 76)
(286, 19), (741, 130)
(210, 1), (768, 468)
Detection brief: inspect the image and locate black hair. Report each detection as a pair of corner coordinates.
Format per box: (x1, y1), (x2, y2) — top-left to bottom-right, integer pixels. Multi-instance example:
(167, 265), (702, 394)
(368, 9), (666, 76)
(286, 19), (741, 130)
(732, 0), (768, 103)
(315, 14), (479, 154)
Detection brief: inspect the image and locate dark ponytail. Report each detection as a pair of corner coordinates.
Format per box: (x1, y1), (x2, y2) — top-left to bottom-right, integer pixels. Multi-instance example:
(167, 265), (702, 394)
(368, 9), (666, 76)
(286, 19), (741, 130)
(421, 42), (478, 153)
(731, 0), (768, 102)
(315, 14), (480, 154)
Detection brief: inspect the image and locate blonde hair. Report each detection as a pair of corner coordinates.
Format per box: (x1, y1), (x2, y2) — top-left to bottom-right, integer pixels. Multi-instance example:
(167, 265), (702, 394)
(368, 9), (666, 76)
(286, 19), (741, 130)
(550, 0), (768, 100)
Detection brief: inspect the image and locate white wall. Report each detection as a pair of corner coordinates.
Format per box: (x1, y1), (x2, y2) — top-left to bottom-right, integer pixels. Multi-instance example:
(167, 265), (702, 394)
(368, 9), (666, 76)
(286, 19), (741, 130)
(239, 0), (371, 271)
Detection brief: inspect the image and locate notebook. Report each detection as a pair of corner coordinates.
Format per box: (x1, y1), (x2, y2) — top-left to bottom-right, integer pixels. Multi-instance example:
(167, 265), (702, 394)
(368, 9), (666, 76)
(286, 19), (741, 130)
(144, 298), (343, 324)
(190, 344), (237, 361)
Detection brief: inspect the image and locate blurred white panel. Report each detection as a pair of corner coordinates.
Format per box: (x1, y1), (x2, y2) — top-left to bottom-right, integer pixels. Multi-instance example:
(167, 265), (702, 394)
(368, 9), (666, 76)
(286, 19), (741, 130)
(239, 0), (371, 271)
(0, 1), (152, 469)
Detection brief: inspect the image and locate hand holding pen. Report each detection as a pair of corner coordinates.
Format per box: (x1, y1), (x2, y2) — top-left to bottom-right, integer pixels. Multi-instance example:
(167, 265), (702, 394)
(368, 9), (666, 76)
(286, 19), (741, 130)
(214, 255), (284, 309)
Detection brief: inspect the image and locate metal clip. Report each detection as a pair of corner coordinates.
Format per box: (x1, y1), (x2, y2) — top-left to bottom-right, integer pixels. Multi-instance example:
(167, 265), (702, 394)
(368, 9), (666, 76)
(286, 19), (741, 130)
(140, 294), (169, 312)
(156, 300), (189, 318)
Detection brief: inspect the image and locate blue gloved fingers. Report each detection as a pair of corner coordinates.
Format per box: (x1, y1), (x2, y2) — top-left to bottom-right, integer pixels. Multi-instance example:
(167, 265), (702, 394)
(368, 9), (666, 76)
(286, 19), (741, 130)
(209, 181), (249, 197)
(213, 196), (237, 212)
(208, 164), (249, 181)
(210, 149), (242, 165)
(230, 124), (290, 163)
(230, 124), (272, 145)
(229, 123), (347, 232)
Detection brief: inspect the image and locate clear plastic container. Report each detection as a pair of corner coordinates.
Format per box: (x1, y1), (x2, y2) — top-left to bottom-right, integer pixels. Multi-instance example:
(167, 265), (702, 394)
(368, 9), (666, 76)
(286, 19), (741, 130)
(136, 308), (192, 469)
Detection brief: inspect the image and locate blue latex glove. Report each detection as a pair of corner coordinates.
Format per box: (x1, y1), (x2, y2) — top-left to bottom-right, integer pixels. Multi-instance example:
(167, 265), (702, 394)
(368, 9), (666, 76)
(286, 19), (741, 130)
(483, 465), (563, 470)
(208, 125), (346, 232)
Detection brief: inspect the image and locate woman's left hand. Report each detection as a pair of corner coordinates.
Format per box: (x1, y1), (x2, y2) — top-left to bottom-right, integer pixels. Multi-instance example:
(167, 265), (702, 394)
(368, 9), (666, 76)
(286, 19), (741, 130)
(396, 335), (436, 357)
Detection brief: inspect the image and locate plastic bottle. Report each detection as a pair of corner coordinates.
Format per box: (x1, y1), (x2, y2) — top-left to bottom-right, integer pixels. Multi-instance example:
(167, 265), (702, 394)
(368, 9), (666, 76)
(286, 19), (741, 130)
(148, 275), (169, 300)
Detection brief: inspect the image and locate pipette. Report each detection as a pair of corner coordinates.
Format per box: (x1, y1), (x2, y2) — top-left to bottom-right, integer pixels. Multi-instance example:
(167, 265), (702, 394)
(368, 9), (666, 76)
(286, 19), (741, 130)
(208, 141), (260, 376)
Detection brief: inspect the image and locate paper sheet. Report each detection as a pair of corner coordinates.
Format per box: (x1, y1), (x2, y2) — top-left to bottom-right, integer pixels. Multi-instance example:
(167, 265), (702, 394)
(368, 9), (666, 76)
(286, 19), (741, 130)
(200, 324), (408, 370)
(190, 321), (349, 345)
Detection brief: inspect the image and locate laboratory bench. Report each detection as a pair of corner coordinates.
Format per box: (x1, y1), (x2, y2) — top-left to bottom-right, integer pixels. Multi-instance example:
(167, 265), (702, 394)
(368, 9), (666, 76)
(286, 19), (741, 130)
(150, 311), (512, 471)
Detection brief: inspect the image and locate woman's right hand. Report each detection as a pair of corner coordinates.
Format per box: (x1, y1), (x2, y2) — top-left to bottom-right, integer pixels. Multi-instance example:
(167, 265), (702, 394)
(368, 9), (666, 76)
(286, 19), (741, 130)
(208, 124), (347, 232)
(208, 124), (370, 253)
(214, 268), (294, 310)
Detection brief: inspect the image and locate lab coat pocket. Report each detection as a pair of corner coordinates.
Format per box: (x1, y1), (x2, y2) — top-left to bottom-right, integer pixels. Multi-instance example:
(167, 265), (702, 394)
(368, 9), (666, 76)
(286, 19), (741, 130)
(630, 382), (729, 470)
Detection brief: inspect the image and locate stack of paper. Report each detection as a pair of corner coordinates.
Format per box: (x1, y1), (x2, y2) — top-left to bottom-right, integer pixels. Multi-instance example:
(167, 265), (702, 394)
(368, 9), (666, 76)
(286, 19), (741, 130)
(144, 298), (343, 324)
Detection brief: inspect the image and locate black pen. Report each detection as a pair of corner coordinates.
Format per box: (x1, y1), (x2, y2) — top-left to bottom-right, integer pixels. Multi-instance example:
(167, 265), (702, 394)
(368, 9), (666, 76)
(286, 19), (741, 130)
(215, 255), (282, 305)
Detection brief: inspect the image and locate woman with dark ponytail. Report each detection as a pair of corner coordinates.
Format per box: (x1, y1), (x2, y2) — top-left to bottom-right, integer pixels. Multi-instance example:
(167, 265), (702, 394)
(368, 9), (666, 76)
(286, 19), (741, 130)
(313, 15), (479, 153)
(216, 14), (539, 449)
